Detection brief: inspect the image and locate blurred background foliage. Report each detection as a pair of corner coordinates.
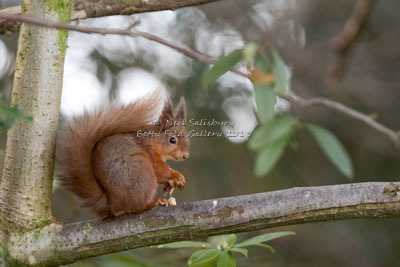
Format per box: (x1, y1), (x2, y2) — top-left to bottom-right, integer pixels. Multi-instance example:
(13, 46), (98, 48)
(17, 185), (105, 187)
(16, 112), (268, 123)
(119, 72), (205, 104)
(1, 0), (400, 266)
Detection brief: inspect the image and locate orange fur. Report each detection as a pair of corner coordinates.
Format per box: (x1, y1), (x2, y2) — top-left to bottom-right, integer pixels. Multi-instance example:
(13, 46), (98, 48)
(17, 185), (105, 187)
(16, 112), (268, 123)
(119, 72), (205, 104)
(56, 91), (190, 218)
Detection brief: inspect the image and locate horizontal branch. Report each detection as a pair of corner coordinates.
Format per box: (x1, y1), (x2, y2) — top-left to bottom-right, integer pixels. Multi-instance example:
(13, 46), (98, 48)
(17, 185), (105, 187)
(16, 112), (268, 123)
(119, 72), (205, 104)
(0, 6), (20, 35)
(7, 182), (400, 266)
(1, 12), (399, 146)
(0, 12), (398, 146)
(71, 0), (221, 20)
(0, 0), (222, 34)
(283, 92), (400, 145)
(0, 12), (218, 67)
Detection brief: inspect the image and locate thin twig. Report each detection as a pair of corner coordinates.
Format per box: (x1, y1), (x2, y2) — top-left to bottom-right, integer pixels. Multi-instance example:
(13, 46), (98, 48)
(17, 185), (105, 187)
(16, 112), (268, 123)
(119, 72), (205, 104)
(0, 12), (398, 145)
(0, 13), (220, 69)
(126, 18), (141, 31)
(331, 0), (373, 53)
(283, 92), (400, 145)
(0, 13), (249, 76)
(328, 0), (373, 86)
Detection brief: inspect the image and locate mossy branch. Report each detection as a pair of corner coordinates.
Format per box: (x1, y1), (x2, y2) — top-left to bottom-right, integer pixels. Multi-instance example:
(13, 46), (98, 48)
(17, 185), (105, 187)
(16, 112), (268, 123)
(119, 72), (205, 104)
(0, 0), (222, 34)
(6, 182), (400, 266)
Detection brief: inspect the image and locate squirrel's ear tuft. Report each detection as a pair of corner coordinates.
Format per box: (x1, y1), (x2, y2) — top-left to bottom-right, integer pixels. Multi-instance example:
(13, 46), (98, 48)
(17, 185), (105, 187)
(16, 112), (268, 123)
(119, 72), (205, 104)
(162, 97), (173, 117)
(175, 96), (186, 120)
(156, 97), (173, 131)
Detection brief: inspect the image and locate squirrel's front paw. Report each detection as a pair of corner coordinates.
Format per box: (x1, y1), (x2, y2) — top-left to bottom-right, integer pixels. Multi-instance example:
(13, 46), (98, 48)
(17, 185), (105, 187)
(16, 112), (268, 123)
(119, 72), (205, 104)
(155, 197), (169, 206)
(163, 174), (185, 194)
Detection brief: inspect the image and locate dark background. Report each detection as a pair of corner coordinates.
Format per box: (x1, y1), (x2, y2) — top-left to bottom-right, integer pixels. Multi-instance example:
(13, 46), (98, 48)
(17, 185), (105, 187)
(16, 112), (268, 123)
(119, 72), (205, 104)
(1, 0), (400, 266)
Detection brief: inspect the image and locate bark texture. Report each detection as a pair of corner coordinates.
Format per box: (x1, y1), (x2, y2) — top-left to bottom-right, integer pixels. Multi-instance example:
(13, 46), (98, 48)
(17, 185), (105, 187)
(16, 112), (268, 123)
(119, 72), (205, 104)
(0, 6), (20, 35)
(0, 0), (222, 34)
(71, 0), (221, 20)
(0, 0), (70, 230)
(5, 182), (400, 266)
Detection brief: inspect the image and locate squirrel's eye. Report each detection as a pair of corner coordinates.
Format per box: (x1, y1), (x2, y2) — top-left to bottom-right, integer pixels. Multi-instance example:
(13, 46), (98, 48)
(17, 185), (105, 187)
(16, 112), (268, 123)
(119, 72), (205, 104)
(169, 137), (177, 144)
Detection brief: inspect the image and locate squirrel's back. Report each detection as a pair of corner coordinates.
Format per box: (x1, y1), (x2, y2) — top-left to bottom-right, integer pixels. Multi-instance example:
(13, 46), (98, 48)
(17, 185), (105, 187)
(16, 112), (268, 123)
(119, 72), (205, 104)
(56, 90), (164, 216)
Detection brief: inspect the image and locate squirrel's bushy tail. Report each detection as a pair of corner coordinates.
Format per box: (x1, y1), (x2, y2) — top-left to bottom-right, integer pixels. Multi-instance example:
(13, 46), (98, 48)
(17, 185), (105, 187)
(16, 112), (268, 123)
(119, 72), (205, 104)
(56, 90), (164, 216)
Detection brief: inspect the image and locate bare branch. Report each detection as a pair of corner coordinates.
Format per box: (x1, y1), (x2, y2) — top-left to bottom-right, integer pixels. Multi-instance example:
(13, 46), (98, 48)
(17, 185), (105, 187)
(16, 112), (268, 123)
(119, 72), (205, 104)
(331, 0), (373, 53)
(71, 0), (222, 20)
(7, 182), (400, 266)
(0, 12), (220, 65)
(283, 92), (400, 145)
(328, 0), (374, 86)
(0, 0), (223, 34)
(0, 6), (20, 35)
(0, 12), (398, 146)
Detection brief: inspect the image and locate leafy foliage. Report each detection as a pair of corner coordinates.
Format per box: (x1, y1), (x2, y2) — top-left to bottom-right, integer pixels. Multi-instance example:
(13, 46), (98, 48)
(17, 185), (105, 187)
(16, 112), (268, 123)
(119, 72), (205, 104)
(253, 84), (276, 123)
(92, 252), (156, 267)
(271, 47), (291, 95)
(0, 93), (32, 130)
(248, 116), (297, 151)
(107, 254), (153, 267)
(216, 251), (236, 267)
(188, 249), (220, 266)
(156, 241), (214, 249)
(235, 232), (295, 248)
(201, 49), (243, 88)
(200, 43), (355, 179)
(306, 123), (354, 179)
(249, 115), (297, 177)
(245, 46), (353, 179)
(0, 245), (6, 265)
(253, 137), (289, 177)
(156, 231), (295, 267)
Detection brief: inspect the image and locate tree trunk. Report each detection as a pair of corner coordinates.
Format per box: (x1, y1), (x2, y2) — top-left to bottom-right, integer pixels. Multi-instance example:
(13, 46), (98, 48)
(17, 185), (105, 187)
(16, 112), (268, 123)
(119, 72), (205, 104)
(0, 0), (71, 232)
(3, 182), (400, 266)
(0, 2), (399, 266)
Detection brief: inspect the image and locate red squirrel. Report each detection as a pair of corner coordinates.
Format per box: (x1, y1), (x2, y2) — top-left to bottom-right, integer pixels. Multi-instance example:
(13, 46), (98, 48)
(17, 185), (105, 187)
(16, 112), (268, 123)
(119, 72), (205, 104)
(56, 90), (190, 218)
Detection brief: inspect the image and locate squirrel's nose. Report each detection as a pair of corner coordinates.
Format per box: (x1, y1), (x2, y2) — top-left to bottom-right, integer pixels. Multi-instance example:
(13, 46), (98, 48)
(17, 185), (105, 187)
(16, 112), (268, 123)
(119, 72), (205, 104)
(182, 153), (189, 160)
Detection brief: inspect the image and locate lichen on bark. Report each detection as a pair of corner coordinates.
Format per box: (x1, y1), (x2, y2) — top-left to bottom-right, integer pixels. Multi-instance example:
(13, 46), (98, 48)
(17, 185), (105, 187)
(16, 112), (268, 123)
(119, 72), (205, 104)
(45, 0), (72, 54)
(0, 0), (71, 234)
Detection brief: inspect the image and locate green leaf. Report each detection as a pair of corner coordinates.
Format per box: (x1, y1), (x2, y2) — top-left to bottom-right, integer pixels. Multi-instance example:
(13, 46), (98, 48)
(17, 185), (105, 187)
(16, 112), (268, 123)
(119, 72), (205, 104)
(201, 49), (243, 87)
(243, 43), (259, 68)
(0, 104), (32, 130)
(188, 249), (220, 266)
(306, 123), (354, 179)
(254, 137), (289, 177)
(208, 235), (223, 246)
(156, 241), (214, 249)
(108, 254), (153, 267)
(224, 234), (237, 247)
(217, 251), (236, 267)
(229, 247), (248, 257)
(248, 116), (297, 151)
(236, 231), (296, 248)
(0, 246), (6, 257)
(254, 55), (276, 123)
(255, 54), (270, 73)
(253, 243), (275, 253)
(271, 47), (291, 95)
(254, 84), (276, 123)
